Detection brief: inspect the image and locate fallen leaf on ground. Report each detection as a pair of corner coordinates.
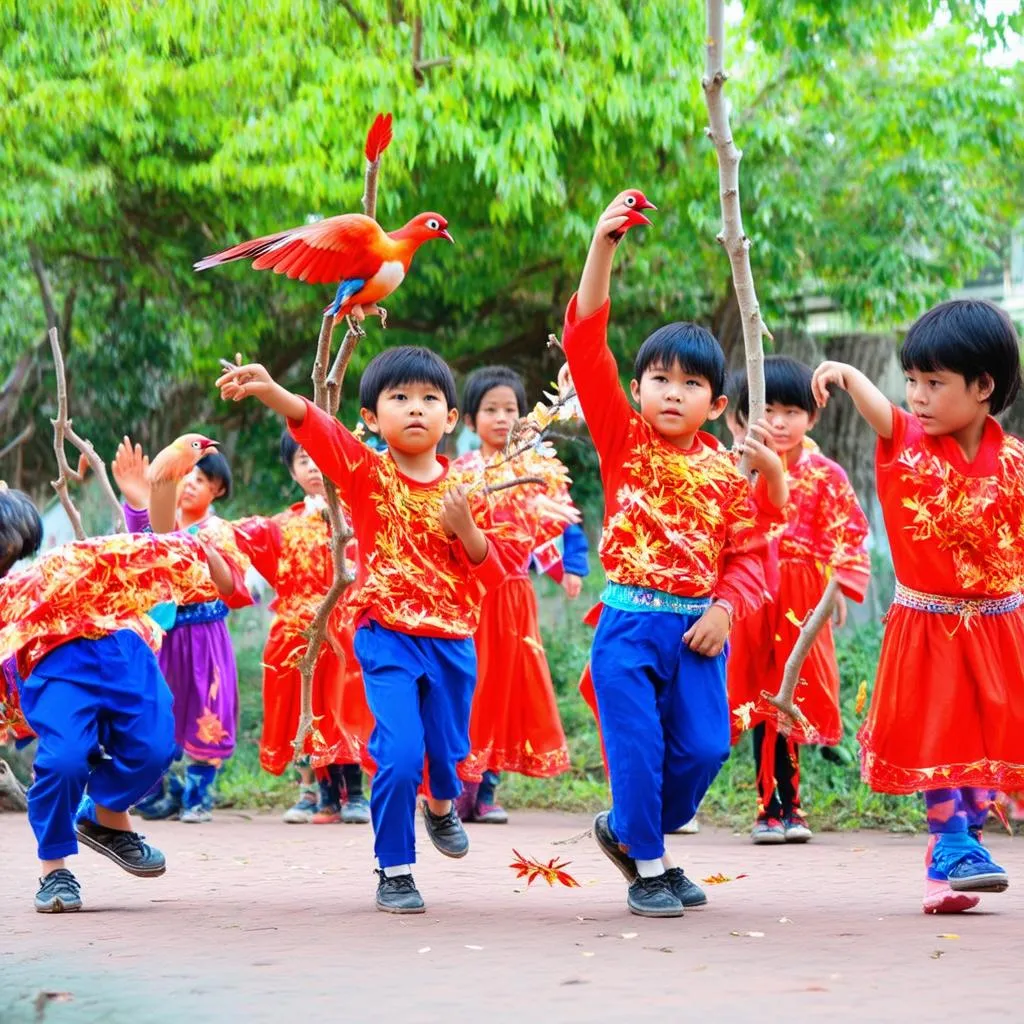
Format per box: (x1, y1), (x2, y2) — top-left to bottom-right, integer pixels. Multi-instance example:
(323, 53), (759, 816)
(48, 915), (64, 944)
(937, 933), (960, 940)
(702, 872), (749, 885)
(509, 850), (580, 888)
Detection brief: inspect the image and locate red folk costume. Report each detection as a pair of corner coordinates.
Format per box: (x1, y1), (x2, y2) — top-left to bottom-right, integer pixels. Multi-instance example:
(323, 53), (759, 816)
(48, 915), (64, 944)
(287, 399), (521, 637)
(232, 497), (374, 775)
(448, 444), (575, 781)
(564, 296), (775, 738)
(728, 446), (870, 745)
(863, 406), (1024, 794)
(0, 534), (221, 739)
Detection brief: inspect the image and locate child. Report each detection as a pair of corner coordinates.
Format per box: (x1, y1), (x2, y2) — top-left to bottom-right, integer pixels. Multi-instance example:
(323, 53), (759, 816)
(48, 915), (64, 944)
(216, 347), (525, 914)
(727, 356), (870, 844)
(563, 194), (779, 917)
(112, 440), (252, 823)
(0, 486), (237, 912)
(451, 365), (587, 823)
(812, 298), (1024, 914)
(232, 432), (373, 825)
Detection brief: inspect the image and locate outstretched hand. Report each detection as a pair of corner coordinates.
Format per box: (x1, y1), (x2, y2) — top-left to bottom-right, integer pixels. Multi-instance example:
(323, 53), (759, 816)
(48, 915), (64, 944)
(811, 361), (855, 408)
(112, 436), (151, 510)
(215, 362), (307, 421)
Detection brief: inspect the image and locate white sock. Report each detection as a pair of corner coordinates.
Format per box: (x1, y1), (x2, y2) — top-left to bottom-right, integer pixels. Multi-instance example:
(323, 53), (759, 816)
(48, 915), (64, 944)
(636, 858), (665, 878)
(383, 864), (413, 878)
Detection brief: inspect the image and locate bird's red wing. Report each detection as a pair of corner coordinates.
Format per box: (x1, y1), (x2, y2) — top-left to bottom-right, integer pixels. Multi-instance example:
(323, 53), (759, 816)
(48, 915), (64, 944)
(197, 214), (389, 284)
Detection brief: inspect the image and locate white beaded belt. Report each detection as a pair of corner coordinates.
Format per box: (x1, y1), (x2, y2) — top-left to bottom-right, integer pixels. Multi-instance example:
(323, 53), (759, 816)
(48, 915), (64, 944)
(892, 582), (1024, 617)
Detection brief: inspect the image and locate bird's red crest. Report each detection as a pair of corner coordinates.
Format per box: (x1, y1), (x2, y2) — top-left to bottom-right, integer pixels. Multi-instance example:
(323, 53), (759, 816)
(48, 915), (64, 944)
(365, 113), (394, 163)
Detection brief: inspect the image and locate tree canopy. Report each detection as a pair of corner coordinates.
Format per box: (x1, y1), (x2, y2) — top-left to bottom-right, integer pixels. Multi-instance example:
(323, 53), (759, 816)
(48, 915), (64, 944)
(2, 0), (1022, 510)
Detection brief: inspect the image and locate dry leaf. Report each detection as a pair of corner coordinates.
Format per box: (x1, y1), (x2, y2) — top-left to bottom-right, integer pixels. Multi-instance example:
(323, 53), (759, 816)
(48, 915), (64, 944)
(855, 680), (868, 715)
(937, 933), (960, 940)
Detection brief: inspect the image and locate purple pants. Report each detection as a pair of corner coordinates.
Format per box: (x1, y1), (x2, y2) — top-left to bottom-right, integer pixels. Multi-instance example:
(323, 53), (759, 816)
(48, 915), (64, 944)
(159, 619), (238, 765)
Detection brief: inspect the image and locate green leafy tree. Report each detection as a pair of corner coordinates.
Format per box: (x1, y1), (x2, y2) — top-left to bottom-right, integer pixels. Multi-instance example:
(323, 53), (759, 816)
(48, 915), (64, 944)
(2, 0), (1021, 509)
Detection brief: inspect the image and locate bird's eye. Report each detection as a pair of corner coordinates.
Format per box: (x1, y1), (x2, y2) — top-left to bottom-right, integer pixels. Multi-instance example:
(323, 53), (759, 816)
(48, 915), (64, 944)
(427, 218), (440, 231)
(625, 195), (636, 207)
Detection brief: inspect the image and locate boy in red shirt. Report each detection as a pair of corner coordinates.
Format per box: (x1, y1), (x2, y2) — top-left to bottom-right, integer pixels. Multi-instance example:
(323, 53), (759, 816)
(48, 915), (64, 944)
(216, 348), (520, 914)
(564, 194), (774, 917)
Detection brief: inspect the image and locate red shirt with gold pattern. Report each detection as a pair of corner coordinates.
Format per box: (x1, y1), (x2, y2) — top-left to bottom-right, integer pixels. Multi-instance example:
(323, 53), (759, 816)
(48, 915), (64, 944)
(288, 399), (517, 639)
(449, 444), (576, 580)
(773, 447), (870, 600)
(0, 533), (220, 734)
(562, 296), (771, 616)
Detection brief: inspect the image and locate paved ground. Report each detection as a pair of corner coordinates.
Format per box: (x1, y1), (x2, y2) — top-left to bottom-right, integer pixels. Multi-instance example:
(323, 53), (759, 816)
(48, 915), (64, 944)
(2, 811), (1021, 1023)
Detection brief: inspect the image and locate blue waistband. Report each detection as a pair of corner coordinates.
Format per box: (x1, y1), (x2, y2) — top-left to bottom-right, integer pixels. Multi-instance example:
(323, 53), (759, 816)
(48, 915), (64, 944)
(600, 582), (712, 616)
(174, 599), (229, 626)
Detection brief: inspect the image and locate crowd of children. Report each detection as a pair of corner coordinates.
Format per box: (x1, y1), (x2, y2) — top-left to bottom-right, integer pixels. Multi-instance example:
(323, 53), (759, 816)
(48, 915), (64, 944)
(2, 190), (1023, 922)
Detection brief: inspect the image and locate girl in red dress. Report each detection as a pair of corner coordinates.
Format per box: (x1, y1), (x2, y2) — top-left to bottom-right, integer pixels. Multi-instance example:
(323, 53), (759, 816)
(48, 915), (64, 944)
(727, 357), (870, 845)
(450, 366), (586, 822)
(813, 299), (1024, 915)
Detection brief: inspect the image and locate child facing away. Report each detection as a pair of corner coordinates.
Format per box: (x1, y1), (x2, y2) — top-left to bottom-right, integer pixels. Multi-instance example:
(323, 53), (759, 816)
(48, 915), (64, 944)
(562, 193), (782, 918)
(231, 431), (373, 825)
(216, 347), (529, 914)
(726, 356), (870, 845)
(0, 482), (239, 912)
(112, 440), (252, 823)
(812, 298), (1024, 915)
(450, 365), (588, 823)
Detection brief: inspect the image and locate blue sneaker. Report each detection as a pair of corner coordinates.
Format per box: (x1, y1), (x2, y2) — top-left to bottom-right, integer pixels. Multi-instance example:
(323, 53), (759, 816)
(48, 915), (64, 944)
(931, 832), (1009, 893)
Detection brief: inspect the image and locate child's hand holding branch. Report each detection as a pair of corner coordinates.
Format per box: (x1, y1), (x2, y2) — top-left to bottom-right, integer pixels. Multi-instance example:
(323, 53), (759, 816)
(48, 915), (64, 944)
(738, 417), (789, 509)
(441, 484), (488, 565)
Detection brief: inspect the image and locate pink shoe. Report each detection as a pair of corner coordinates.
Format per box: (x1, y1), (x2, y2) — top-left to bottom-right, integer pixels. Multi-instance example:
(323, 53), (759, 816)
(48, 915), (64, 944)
(923, 877), (981, 914)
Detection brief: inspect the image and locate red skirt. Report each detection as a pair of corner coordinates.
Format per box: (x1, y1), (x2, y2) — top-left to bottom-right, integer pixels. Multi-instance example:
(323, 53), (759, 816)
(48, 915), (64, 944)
(727, 558), (842, 746)
(260, 619), (375, 776)
(459, 576), (570, 781)
(860, 599), (1024, 794)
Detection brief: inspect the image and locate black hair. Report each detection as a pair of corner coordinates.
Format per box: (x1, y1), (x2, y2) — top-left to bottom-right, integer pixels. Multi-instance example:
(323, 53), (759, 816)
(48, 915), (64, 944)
(279, 430), (300, 472)
(734, 356), (816, 422)
(461, 365), (528, 424)
(196, 451), (232, 502)
(899, 299), (1022, 415)
(633, 322), (727, 399)
(0, 487), (43, 577)
(358, 346), (458, 414)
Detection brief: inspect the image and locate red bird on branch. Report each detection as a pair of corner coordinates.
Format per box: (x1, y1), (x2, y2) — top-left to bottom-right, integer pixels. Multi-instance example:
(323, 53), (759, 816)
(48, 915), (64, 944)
(194, 113), (452, 326)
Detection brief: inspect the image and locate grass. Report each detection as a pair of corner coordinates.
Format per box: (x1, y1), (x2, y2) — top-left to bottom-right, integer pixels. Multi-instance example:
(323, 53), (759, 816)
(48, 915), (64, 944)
(217, 574), (925, 833)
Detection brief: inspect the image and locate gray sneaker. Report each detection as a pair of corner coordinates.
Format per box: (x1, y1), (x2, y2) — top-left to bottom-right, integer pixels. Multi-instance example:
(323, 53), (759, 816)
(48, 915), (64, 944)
(341, 797), (371, 824)
(76, 819), (167, 876)
(179, 806), (214, 824)
(35, 869), (83, 913)
(593, 811), (637, 882)
(421, 801), (469, 858)
(375, 870), (426, 914)
(628, 874), (685, 918)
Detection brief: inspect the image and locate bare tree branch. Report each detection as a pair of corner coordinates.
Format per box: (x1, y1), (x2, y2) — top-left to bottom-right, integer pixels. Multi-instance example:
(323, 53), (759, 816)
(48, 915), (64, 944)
(0, 424), (34, 463)
(48, 327), (127, 539)
(702, 0), (773, 478)
(339, 0), (369, 34)
(28, 243), (58, 332)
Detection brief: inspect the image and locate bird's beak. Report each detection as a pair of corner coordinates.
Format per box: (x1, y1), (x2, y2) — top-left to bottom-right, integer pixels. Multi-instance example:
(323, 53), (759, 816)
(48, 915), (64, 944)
(440, 229), (455, 244)
(627, 210), (654, 228)
(640, 200), (657, 211)
(200, 439), (219, 450)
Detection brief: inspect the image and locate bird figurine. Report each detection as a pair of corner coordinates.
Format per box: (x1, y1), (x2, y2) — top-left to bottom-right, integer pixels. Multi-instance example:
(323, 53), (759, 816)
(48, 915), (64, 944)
(194, 211), (453, 328)
(147, 434), (219, 485)
(608, 188), (656, 240)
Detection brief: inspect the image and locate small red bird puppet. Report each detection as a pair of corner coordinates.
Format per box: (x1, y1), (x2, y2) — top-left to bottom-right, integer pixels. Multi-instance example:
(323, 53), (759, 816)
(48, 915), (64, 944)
(606, 188), (656, 240)
(146, 434), (219, 485)
(194, 115), (452, 328)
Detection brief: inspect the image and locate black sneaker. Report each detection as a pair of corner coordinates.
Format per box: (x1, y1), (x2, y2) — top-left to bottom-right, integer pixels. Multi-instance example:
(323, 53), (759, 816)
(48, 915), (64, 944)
(34, 869), (83, 913)
(628, 874), (684, 918)
(421, 801), (469, 859)
(666, 866), (708, 908)
(593, 811), (637, 882)
(375, 870), (426, 914)
(76, 819), (166, 877)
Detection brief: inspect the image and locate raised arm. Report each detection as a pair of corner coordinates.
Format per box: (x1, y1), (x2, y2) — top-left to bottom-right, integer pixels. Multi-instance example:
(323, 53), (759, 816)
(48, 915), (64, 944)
(811, 361), (893, 440)
(216, 362), (307, 422)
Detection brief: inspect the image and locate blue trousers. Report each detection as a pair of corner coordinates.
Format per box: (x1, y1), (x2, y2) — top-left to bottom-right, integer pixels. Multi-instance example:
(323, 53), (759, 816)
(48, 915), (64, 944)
(353, 622), (475, 868)
(591, 607), (730, 860)
(19, 631), (176, 860)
